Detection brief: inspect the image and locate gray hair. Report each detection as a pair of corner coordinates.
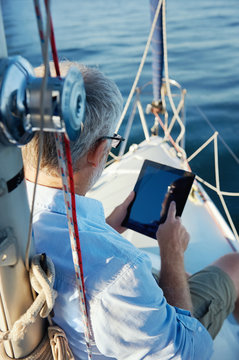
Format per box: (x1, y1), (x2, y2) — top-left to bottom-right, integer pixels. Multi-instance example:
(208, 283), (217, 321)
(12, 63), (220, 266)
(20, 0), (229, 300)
(22, 61), (123, 175)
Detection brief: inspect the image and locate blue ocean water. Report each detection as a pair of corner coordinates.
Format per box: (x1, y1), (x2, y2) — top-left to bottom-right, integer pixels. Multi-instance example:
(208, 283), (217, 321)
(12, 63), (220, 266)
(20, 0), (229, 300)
(2, 0), (239, 232)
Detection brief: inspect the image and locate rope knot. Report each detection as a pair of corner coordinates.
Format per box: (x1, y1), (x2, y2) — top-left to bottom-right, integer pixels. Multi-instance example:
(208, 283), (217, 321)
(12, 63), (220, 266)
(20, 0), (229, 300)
(30, 254), (57, 318)
(0, 254), (57, 343)
(48, 325), (74, 360)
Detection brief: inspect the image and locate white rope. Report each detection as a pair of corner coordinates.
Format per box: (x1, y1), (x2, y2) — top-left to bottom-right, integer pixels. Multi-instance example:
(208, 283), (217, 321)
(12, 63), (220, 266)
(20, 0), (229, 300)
(115, 0), (163, 133)
(193, 102), (239, 165)
(187, 132), (239, 196)
(0, 255), (57, 343)
(214, 132), (220, 190)
(162, 0), (185, 146)
(217, 191), (239, 243)
(110, 0), (239, 245)
(0, 253), (75, 360)
(54, 133), (92, 359)
(186, 131), (239, 242)
(187, 133), (217, 163)
(161, 84), (168, 130)
(195, 175), (239, 197)
(48, 326), (74, 360)
(137, 99), (150, 140)
(25, 0), (51, 271)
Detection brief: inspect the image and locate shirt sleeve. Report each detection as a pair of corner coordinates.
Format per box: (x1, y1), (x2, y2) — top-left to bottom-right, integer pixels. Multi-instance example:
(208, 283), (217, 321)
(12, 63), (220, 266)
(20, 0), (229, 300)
(90, 253), (213, 360)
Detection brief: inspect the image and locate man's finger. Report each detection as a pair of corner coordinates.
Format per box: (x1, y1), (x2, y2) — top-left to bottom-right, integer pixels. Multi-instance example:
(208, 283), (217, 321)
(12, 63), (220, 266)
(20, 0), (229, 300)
(167, 201), (176, 221)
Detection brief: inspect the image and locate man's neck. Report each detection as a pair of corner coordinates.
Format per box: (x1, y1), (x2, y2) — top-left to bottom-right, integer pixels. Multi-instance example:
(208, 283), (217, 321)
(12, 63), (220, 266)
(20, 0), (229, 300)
(25, 167), (62, 189)
(24, 167), (88, 196)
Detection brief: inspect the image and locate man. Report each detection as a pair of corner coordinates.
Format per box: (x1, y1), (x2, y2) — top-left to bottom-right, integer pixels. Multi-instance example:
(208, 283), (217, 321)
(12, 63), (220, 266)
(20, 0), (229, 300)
(22, 62), (239, 359)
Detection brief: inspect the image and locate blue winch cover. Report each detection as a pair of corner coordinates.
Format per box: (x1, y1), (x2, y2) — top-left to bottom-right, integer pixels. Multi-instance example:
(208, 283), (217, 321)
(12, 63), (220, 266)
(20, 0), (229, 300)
(150, 0), (164, 102)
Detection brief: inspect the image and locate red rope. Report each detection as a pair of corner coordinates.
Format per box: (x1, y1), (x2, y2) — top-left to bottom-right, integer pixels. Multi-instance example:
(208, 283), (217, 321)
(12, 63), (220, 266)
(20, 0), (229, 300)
(152, 108), (183, 156)
(44, 0), (86, 293)
(64, 137), (86, 292)
(44, 0), (61, 78)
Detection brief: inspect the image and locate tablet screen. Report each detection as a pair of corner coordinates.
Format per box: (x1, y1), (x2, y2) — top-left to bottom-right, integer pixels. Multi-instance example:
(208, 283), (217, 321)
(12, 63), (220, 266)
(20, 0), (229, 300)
(122, 160), (195, 239)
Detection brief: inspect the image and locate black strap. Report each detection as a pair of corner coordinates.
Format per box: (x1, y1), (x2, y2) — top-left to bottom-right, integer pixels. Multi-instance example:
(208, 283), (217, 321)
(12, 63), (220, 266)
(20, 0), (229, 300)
(7, 168), (24, 193)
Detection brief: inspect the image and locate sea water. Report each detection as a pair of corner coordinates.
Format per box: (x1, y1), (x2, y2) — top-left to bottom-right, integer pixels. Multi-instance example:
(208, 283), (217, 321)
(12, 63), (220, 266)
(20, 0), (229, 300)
(2, 0), (239, 232)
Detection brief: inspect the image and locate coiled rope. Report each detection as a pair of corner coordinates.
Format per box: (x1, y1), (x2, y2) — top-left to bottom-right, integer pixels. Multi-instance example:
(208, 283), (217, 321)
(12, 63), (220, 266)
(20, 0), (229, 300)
(0, 254), (73, 360)
(0, 255), (56, 360)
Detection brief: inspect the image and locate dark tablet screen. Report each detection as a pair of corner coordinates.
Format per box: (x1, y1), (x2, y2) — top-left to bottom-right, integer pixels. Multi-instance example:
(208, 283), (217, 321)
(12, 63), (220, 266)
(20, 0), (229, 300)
(122, 160), (195, 239)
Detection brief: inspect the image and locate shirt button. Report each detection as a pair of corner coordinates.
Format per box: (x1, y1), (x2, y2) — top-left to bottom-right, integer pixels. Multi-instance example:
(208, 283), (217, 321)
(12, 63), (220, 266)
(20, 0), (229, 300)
(198, 326), (202, 332)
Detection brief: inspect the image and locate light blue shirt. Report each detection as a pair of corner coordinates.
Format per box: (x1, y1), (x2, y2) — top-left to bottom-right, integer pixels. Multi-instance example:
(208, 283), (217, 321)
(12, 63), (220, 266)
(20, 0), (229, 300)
(27, 181), (213, 360)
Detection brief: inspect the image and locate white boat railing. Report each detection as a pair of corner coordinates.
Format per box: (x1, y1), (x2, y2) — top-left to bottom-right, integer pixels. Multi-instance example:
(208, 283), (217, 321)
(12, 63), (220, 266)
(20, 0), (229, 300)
(108, 0), (239, 244)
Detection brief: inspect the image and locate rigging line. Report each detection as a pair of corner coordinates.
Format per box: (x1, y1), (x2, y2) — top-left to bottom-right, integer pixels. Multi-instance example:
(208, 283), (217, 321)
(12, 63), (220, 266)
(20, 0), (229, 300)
(45, 3), (88, 310)
(44, 0), (61, 78)
(162, 0), (185, 147)
(54, 135), (93, 358)
(115, 0), (163, 133)
(214, 134), (238, 241)
(214, 132), (220, 191)
(191, 131), (239, 241)
(25, 0), (51, 271)
(33, 0), (48, 68)
(153, 109), (239, 198)
(187, 133), (239, 196)
(45, 0), (87, 294)
(63, 138), (87, 297)
(196, 175), (239, 196)
(160, 83), (168, 129)
(187, 132), (217, 163)
(218, 193), (239, 242)
(46, 4), (92, 357)
(192, 102), (239, 165)
(152, 109), (187, 159)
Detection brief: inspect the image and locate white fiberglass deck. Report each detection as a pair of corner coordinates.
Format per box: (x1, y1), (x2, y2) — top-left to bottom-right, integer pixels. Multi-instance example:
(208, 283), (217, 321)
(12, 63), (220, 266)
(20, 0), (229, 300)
(88, 136), (239, 359)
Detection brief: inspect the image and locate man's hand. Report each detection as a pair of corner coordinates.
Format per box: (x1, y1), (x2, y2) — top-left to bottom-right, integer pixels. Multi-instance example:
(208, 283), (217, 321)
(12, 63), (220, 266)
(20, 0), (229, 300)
(156, 201), (193, 313)
(157, 201), (190, 262)
(106, 191), (135, 234)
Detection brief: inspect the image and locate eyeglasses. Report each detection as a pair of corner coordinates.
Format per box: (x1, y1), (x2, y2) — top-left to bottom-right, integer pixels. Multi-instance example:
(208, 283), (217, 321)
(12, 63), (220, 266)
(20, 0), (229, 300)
(98, 133), (125, 149)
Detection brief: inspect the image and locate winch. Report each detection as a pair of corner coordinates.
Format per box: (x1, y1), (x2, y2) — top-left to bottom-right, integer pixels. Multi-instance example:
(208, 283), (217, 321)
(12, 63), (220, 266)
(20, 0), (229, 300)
(0, 55), (85, 146)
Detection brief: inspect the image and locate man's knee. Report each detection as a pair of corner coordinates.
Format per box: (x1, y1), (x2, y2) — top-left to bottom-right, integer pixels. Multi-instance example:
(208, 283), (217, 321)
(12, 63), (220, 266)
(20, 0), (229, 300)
(212, 253), (239, 294)
(188, 264), (237, 338)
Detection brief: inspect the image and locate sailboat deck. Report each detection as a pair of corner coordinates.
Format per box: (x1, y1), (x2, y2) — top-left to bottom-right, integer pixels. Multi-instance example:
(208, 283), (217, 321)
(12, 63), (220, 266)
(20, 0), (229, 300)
(88, 135), (239, 359)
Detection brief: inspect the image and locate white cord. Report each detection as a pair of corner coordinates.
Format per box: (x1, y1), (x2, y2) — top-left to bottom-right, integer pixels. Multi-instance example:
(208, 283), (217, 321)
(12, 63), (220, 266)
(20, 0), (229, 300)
(161, 0), (185, 146)
(25, 0), (51, 271)
(0, 255), (56, 343)
(187, 131), (239, 241)
(193, 102), (239, 165)
(115, 0), (163, 133)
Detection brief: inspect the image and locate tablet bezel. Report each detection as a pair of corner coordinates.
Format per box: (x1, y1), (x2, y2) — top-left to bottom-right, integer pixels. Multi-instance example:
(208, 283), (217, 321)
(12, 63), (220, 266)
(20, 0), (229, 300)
(122, 159), (195, 239)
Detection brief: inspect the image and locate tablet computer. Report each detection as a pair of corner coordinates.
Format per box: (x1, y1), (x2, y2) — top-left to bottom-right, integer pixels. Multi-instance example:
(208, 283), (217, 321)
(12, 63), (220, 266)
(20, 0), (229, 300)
(122, 159), (195, 239)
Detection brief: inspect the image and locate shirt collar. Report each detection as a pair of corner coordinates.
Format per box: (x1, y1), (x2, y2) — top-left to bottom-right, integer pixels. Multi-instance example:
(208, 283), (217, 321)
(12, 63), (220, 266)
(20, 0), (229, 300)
(26, 180), (105, 222)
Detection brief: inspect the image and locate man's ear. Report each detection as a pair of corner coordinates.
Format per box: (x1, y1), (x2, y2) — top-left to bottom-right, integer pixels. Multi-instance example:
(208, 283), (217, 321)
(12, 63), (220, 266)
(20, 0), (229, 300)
(87, 140), (107, 168)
